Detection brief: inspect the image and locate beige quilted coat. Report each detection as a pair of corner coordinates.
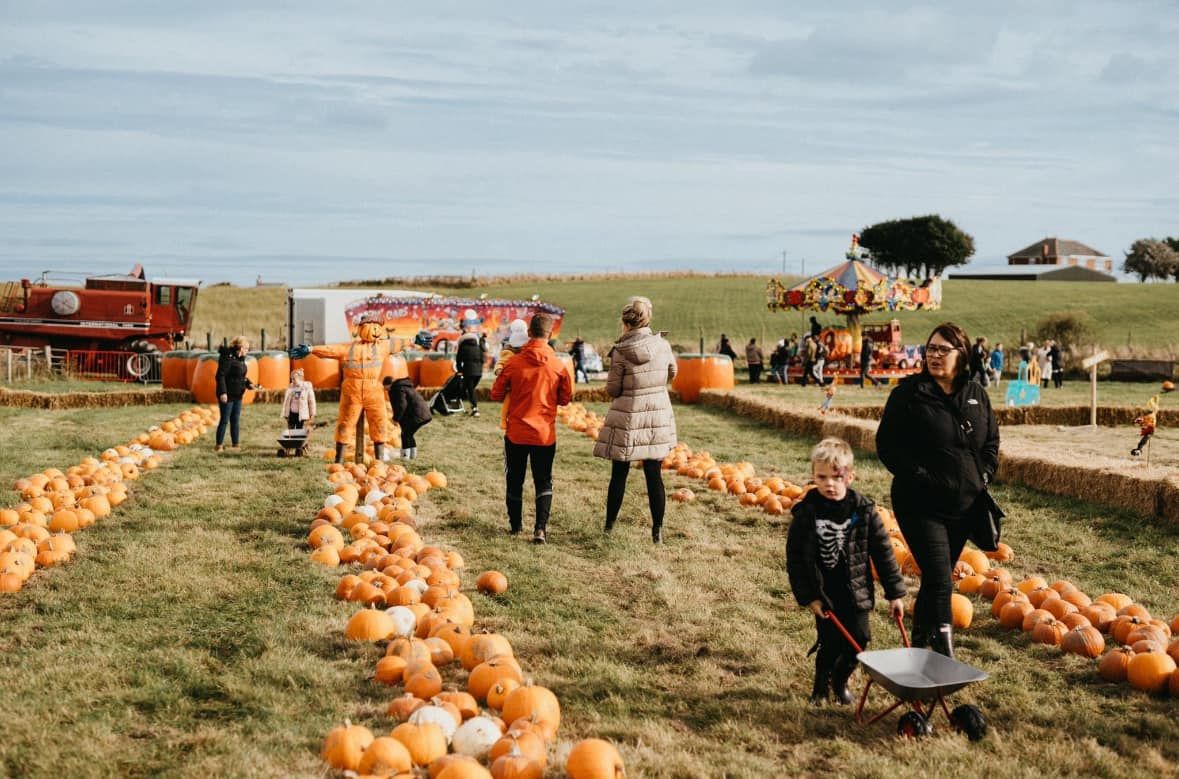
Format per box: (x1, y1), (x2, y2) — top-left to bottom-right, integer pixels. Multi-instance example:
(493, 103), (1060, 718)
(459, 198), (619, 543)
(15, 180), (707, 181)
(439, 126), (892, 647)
(593, 327), (678, 462)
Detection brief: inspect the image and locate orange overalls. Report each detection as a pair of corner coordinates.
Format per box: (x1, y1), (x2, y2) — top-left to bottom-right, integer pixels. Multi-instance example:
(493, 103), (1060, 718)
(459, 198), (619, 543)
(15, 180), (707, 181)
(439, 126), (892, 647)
(313, 339), (392, 445)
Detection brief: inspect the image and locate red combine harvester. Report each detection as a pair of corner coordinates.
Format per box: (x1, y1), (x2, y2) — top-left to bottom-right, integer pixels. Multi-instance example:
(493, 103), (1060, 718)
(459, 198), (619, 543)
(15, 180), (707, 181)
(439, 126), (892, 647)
(0, 266), (199, 381)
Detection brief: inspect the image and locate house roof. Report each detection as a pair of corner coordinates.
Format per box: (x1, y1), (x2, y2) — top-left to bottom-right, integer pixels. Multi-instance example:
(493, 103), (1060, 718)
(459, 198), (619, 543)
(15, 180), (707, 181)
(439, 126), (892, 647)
(950, 265), (1116, 282)
(1007, 237), (1108, 260)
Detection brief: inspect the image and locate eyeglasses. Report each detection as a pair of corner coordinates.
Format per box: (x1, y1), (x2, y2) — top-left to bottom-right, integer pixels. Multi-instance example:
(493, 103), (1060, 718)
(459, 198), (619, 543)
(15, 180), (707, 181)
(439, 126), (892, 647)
(926, 344), (955, 357)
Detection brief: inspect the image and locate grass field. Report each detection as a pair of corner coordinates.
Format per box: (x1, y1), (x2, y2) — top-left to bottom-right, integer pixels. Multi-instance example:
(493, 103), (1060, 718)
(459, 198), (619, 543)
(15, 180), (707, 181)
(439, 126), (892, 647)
(191, 277), (1179, 362)
(730, 380), (1166, 409)
(1, 400), (1176, 777)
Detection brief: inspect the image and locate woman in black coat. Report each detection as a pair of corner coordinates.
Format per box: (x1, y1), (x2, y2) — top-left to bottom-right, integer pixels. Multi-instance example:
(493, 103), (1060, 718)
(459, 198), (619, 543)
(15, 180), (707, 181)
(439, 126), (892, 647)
(385, 376), (432, 459)
(214, 336), (255, 451)
(875, 322), (999, 658)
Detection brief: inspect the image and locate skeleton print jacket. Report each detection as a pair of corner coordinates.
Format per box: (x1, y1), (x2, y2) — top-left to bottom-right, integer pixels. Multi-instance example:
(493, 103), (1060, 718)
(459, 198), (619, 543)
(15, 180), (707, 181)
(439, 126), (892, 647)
(786, 488), (906, 612)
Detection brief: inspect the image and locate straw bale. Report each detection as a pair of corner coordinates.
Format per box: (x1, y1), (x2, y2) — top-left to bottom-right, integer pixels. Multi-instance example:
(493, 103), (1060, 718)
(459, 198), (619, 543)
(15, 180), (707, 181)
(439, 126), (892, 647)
(1158, 476), (1179, 526)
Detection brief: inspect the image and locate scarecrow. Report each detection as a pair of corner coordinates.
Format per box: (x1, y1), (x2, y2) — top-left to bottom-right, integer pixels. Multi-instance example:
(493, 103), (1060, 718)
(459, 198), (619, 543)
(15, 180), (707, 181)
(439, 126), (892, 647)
(312, 315), (393, 463)
(1130, 395), (1159, 458)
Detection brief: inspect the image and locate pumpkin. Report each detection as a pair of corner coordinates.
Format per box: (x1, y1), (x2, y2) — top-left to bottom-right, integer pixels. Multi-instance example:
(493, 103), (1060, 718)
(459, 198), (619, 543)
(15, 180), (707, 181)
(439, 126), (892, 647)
(670, 488), (695, 503)
(386, 605), (418, 638)
(462, 633), (514, 671)
(309, 525), (345, 550)
(436, 691), (479, 721)
(1117, 603), (1152, 621)
(1126, 650), (1177, 693)
(390, 722), (448, 766)
(1060, 625), (1105, 658)
(486, 678), (522, 712)
(388, 693), (427, 721)
(1021, 608), (1055, 633)
(956, 573), (986, 595)
(991, 588), (1027, 619)
(951, 561), (975, 581)
(490, 731), (547, 767)
(566, 738), (625, 779)
(979, 573), (1011, 601)
(468, 657), (525, 702)
(430, 622), (472, 657)
(358, 736), (414, 775)
(477, 571), (509, 596)
(387, 636), (433, 663)
(958, 549), (989, 574)
(1096, 593), (1133, 611)
(1026, 587), (1058, 609)
(452, 716), (503, 758)
(491, 743), (544, 779)
(1060, 613), (1092, 631)
(1125, 625), (1168, 648)
(404, 665), (444, 700)
(425, 636), (456, 667)
(999, 601), (1034, 630)
(345, 608), (396, 642)
(984, 541), (1014, 562)
(1168, 638), (1179, 664)
(1111, 616), (1149, 645)
(1016, 576), (1049, 594)
(1098, 646), (1135, 682)
(375, 655), (409, 685)
(309, 546), (340, 566)
(435, 759), (493, 779)
(1049, 579), (1079, 596)
(950, 594), (973, 629)
(321, 720), (374, 771)
(1081, 602), (1118, 632)
(1031, 617), (1066, 646)
(1044, 598), (1079, 621)
(501, 682), (561, 741)
(409, 704), (459, 742)
(1060, 589), (1091, 609)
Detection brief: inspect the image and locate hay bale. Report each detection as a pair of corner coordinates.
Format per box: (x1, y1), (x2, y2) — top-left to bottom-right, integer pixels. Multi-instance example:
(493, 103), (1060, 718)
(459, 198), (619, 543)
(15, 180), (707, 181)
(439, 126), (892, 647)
(1158, 476), (1179, 526)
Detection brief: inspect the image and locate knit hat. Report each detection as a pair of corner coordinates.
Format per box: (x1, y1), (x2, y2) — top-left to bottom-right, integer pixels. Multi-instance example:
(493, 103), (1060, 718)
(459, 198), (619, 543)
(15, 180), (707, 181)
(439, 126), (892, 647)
(507, 319), (529, 348)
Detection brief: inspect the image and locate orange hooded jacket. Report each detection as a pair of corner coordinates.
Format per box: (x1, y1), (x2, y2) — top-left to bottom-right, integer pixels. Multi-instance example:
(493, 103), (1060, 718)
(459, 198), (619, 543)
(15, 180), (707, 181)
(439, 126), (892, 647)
(490, 339), (573, 446)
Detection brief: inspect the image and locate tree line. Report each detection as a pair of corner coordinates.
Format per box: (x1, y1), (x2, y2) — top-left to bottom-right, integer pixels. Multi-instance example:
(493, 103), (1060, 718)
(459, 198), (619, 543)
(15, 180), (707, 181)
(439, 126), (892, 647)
(1122, 238), (1179, 282)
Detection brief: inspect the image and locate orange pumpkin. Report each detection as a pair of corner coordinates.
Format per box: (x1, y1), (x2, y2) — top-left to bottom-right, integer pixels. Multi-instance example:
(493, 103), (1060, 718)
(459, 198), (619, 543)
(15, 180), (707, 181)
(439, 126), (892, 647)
(477, 571), (509, 596)
(1126, 650), (1177, 694)
(390, 722), (448, 766)
(566, 739), (625, 779)
(321, 720), (374, 771)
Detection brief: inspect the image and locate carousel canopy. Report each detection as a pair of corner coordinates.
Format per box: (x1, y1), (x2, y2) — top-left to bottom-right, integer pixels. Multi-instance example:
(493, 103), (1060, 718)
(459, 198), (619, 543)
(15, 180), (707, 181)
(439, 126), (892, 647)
(767, 258), (941, 315)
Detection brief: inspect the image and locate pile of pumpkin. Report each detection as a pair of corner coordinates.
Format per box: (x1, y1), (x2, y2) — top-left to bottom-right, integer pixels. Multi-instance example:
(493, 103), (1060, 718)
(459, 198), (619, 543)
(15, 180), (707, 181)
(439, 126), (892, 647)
(1, 405), (217, 593)
(556, 403), (604, 442)
(953, 553), (1179, 696)
(310, 461), (627, 778)
(658, 442), (810, 517)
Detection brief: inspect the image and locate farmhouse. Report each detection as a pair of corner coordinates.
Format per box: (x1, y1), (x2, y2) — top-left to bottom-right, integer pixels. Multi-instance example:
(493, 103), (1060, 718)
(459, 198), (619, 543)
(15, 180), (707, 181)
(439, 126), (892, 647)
(952, 236), (1117, 281)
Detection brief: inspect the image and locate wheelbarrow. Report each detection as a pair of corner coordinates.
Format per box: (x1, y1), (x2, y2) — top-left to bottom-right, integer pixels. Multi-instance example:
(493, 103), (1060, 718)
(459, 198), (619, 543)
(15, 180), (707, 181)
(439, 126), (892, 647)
(826, 611), (989, 740)
(276, 427), (311, 457)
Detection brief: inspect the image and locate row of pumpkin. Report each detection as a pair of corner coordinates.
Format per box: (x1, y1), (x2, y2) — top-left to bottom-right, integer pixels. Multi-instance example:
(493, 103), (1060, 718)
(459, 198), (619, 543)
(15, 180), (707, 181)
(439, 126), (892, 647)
(308, 459), (626, 778)
(1, 406), (217, 593)
(954, 561), (1179, 696)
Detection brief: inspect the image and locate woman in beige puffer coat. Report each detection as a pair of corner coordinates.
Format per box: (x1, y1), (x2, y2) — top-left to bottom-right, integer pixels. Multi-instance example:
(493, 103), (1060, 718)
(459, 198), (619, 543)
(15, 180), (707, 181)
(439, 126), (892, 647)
(593, 296), (677, 543)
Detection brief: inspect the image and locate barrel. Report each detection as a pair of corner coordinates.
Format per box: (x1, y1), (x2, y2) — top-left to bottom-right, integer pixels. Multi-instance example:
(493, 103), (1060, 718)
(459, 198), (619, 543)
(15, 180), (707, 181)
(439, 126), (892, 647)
(161, 350), (193, 390)
(418, 353), (456, 388)
(252, 350), (291, 391)
(556, 353), (576, 387)
(672, 354), (735, 403)
(191, 354), (261, 405)
(185, 351), (206, 388)
(293, 350), (342, 389)
(403, 350), (424, 386)
(381, 354), (409, 383)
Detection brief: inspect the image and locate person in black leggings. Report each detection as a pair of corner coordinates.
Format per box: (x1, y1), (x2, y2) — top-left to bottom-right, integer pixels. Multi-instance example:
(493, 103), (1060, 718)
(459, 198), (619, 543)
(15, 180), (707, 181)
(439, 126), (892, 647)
(592, 296), (678, 542)
(876, 322), (999, 658)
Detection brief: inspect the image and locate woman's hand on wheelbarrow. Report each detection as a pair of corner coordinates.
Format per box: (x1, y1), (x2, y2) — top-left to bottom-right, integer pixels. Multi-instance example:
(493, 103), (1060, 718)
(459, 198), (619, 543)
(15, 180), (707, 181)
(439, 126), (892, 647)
(809, 600), (826, 618)
(888, 598), (905, 620)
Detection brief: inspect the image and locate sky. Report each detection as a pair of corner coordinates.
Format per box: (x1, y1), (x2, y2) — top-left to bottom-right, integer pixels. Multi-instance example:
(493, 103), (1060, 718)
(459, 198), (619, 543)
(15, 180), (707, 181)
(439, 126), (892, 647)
(1, 1), (1177, 285)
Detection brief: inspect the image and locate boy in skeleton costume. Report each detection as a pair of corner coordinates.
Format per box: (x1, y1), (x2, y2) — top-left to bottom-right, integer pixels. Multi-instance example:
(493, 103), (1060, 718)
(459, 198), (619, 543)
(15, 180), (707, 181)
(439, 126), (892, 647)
(786, 438), (906, 705)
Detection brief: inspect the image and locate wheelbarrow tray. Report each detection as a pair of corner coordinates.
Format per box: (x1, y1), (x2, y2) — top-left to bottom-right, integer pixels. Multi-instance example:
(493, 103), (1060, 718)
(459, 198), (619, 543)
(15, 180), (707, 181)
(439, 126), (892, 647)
(856, 648), (987, 702)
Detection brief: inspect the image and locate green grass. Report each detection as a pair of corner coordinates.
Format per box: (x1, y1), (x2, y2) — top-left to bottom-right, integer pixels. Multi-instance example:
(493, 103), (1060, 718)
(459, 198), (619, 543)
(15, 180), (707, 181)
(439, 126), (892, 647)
(191, 277), (1179, 361)
(0, 377), (163, 393)
(729, 380), (1165, 409)
(2, 400), (1175, 776)
(187, 285), (288, 352)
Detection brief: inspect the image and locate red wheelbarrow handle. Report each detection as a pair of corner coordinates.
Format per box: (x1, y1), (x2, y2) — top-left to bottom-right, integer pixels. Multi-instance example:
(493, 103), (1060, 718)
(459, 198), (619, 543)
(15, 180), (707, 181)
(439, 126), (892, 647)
(823, 610), (911, 652)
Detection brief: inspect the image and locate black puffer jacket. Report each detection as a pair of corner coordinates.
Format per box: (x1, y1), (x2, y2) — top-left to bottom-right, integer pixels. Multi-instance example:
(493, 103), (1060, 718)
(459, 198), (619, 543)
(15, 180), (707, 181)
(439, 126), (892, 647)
(215, 346), (253, 399)
(786, 488), (906, 612)
(875, 372), (1000, 522)
(388, 378), (432, 429)
(455, 333), (485, 377)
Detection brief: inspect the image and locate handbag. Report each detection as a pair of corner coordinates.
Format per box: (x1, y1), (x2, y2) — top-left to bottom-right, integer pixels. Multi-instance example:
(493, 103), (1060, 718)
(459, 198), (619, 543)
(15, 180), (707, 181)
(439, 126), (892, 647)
(938, 391), (1004, 551)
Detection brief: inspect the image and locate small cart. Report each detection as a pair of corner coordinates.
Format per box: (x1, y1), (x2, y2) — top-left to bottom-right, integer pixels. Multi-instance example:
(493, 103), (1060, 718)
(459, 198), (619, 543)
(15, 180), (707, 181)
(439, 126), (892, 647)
(827, 611), (989, 740)
(276, 427), (311, 457)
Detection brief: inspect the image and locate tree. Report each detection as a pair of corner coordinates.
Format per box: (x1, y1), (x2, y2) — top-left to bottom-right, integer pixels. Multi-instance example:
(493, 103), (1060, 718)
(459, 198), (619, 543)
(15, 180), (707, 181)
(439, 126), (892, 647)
(1122, 238), (1179, 282)
(858, 215), (975, 279)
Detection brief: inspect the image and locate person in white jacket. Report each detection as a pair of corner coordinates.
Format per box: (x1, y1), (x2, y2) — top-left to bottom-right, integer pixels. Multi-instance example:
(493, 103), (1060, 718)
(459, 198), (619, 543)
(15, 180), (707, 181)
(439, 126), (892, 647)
(281, 369), (317, 430)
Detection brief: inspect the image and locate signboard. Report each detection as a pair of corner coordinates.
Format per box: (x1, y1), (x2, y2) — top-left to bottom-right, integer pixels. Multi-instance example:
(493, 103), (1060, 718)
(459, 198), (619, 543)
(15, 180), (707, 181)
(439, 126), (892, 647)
(1081, 350), (1109, 370)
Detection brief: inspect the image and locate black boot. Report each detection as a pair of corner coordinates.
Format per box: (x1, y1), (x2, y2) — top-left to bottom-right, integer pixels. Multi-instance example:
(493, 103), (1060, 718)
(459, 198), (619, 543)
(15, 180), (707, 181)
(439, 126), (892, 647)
(831, 655), (857, 705)
(334, 443), (346, 464)
(909, 615), (929, 649)
(604, 515), (615, 534)
(809, 668), (831, 706)
(652, 523), (662, 544)
(930, 623), (955, 659)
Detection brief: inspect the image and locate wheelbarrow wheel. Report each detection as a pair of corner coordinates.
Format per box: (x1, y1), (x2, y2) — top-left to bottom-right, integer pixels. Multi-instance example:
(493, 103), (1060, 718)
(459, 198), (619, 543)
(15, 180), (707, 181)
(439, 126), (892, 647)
(897, 711), (932, 739)
(950, 704), (987, 742)
(277, 448), (287, 458)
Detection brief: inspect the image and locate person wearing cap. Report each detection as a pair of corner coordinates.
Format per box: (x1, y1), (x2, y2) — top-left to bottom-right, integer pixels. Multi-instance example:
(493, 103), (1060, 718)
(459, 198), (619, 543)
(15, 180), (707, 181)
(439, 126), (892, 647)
(490, 314), (573, 544)
(495, 319), (530, 433)
(455, 323), (486, 417)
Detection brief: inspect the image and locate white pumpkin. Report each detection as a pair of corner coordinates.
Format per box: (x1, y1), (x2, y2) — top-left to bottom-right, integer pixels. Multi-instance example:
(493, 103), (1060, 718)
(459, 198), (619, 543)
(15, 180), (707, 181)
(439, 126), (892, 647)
(363, 489), (387, 506)
(355, 504), (377, 520)
(384, 606), (417, 638)
(323, 494), (344, 510)
(403, 578), (429, 596)
(409, 705), (458, 742)
(451, 716), (500, 757)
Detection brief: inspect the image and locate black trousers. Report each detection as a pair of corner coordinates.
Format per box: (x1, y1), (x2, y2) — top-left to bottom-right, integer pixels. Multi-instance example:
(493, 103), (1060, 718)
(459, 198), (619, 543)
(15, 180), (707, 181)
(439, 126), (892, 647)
(287, 412), (303, 429)
(749, 364), (762, 383)
(898, 512), (970, 632)
(1052, 369), (1063, 389)
(504, 437), (556, 532)
(859, 362), (880, 387)
(400, 420), (423, 449)
(605, 459), (665, 532)
(461, 374), (481, 408)
(815, 605), (869, 675)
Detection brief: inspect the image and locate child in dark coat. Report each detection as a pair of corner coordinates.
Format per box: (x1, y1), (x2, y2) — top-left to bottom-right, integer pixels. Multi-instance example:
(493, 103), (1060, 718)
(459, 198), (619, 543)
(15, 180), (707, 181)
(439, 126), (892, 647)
(384, 376), (432, 460)
(786, 437), (907, 705)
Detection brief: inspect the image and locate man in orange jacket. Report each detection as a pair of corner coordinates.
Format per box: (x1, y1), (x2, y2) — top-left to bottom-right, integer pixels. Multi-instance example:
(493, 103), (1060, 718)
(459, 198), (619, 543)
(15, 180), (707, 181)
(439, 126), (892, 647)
(490, 313), (573, 543)
(313, 318), (393, 463)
